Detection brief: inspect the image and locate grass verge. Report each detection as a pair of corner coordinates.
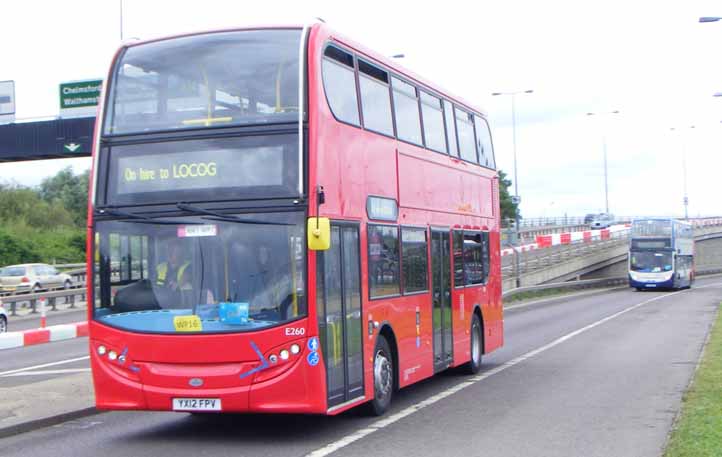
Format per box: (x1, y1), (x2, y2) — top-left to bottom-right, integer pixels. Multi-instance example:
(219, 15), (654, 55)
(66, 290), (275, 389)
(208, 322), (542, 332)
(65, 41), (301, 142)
(664, 303), (722, 457)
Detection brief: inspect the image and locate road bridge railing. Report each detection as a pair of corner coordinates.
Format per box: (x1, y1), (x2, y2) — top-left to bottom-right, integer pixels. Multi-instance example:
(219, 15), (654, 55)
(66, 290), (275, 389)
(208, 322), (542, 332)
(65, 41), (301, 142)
(0, 284), (87, 317)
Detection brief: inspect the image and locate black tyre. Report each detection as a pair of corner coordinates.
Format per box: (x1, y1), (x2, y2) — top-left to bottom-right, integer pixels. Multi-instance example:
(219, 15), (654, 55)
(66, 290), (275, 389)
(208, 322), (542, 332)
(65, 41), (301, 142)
(63, 280), (72, 290)
(462, 314), (483, 374)
(367, 334), (394, 416)
(0, 316), (6, 333)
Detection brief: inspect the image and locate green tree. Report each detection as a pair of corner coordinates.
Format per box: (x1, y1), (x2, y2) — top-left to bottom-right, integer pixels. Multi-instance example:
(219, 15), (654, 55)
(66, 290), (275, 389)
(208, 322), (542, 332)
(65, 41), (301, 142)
(498, 170), (520, 223)
(39, 167), (89, 226)
(0, 228), (41, 265)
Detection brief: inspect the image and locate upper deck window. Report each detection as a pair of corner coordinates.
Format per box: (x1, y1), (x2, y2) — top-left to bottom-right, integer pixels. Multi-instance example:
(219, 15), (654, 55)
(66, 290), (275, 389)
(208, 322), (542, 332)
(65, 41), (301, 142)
(323, 46), (360, 126)
(474, 116), (495, 169)
(455, 107), (477, 163)
(631, 219), (673, 237)
(104, 29), (302, 135)
(392, 77), (422, 146)
(358, 60), (393, 136)
(443, 100), (458, 157)
(420, 92), (446, 154)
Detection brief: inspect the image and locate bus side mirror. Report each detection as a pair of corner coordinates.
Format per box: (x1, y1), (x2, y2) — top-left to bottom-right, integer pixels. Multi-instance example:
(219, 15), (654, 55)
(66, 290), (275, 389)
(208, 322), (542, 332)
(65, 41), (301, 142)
(308, 217), (331, 251)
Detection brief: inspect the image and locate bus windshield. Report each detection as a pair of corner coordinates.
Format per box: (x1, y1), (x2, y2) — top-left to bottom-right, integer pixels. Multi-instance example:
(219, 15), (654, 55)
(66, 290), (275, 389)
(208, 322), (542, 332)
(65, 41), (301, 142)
(631, 219), (673, 237)
(630, 251), (673, 273)
(104, 29), (302, 135)
(93, 211), (306, 334)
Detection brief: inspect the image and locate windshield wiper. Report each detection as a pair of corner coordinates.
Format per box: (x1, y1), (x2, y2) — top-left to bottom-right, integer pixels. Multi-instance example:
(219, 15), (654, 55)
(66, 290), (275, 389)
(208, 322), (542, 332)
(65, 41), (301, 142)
(95, 207), (201, 225)
(176, 203), (293, 226)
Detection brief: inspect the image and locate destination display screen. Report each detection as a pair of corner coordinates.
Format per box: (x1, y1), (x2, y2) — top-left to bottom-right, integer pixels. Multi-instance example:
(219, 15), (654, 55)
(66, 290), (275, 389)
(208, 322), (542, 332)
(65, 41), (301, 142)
(632, 239), (671, 249)
(103, 134), (299, 205)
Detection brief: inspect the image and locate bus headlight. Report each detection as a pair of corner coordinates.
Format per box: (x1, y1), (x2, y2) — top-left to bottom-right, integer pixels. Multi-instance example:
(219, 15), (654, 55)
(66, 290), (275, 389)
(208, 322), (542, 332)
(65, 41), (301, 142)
(97, 345), (107, 356)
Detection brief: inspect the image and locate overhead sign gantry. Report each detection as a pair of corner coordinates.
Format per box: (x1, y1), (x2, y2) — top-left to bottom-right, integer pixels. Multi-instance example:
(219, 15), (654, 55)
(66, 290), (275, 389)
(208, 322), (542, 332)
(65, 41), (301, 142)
(0, 78), (100, 162)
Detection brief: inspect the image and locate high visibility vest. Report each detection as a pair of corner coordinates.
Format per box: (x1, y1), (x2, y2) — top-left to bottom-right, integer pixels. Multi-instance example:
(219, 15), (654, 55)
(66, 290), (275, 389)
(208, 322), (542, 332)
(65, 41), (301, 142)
(156, 261), (191, 287)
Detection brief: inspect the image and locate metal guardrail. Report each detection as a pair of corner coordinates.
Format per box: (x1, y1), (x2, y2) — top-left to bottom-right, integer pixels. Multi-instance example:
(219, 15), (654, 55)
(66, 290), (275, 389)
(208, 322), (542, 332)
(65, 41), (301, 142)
(502, 216), (635, 229)
(0, 285), (87, 317)
(502, 232), (630, 277)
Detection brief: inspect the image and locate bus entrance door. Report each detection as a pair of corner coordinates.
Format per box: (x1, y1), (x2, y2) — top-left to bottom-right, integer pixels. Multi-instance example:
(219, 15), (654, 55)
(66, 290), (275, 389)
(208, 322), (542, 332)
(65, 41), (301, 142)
(317, 223), (364, 408)
(431, 229), (453, 372)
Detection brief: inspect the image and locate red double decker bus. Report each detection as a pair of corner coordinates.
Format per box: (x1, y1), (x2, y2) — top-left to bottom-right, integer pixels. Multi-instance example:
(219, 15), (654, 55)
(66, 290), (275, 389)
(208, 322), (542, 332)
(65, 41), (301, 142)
(87, 22), (502, 416)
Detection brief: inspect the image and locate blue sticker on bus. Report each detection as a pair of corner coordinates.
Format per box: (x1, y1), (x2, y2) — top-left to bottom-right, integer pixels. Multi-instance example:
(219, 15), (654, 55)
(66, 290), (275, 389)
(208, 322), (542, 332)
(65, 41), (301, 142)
(416, 336), (421, 348)
(307, 351), (320, 367)
(308, 337), (319, 352)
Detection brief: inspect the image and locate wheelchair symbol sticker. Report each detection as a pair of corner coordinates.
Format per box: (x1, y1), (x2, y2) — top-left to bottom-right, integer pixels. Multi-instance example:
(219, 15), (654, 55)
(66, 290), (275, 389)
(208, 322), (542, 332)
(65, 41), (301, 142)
(307, 351), (320, 367)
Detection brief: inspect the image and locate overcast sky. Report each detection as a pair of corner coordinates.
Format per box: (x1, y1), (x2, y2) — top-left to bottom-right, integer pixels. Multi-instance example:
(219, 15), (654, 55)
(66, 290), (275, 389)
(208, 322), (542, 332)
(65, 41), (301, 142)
(1, 0), (720, 218)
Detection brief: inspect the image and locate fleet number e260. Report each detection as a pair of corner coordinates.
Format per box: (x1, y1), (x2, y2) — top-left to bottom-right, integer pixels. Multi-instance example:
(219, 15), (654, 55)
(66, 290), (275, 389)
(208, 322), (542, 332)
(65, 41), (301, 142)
(285, 327), (305, 336)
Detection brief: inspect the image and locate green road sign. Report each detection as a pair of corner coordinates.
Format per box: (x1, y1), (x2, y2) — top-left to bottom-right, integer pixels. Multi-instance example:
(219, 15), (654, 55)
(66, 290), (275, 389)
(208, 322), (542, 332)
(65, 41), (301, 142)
(59, 80), (102, 109)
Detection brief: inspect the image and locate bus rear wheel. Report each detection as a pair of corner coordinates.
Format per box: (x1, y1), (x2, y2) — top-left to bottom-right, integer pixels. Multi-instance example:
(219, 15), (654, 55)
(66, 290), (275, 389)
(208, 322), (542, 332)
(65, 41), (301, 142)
(367, 335), (393, 416)
(462, 314), (483, 374)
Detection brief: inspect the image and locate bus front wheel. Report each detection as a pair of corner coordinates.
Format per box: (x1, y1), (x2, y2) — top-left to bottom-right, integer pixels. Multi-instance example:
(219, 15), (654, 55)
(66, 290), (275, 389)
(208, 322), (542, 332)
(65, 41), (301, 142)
(367, 335), (393, 416)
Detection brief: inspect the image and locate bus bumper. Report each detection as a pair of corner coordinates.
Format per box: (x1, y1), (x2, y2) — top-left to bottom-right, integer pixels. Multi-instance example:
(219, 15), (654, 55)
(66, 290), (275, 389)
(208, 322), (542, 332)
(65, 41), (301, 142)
(90, 337), (328, 414)
(629, 277), (675, 289)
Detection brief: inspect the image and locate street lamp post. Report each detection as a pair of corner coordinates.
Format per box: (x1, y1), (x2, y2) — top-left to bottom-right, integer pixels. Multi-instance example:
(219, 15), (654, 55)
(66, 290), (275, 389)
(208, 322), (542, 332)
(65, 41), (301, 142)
(586, 110), (620, 214)
(491, 89), (533, 287)
(119, 0), (124, 41)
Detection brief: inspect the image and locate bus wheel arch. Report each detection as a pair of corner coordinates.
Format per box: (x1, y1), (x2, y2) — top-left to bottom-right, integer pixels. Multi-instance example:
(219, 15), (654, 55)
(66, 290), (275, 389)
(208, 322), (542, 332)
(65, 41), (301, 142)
(473, 305), (486, 355)
(366, 324), (398, 416)
(461, 306), (485, 375)
(377, 324), (399, 391)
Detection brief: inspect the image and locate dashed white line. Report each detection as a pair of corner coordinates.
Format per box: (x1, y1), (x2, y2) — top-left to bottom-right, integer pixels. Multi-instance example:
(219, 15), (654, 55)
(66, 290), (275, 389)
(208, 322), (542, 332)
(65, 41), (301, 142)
(306, 284), (718, 457)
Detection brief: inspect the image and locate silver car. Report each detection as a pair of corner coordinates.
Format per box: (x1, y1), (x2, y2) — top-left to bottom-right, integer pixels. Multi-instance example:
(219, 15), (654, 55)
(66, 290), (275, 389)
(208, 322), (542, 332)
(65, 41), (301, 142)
(590, 213), (615, 230)
(0, 305), (7, 333)
(0, 264), (73, 294)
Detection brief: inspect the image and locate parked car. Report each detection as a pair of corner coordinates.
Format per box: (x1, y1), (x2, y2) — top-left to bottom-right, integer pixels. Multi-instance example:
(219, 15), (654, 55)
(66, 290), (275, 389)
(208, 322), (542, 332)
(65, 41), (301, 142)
(0, 264), (73, 294)
(0, 304), (7, 333)
(590, 213), (615, 229)
(584, 213), (596, 224)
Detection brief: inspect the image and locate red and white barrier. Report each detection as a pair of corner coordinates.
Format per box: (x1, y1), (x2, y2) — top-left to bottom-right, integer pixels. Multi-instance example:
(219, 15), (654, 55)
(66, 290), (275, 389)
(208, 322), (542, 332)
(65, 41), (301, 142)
(501, 243), (539, 257)
(0, 321), (88, 350)
(502, 224), (631, 256)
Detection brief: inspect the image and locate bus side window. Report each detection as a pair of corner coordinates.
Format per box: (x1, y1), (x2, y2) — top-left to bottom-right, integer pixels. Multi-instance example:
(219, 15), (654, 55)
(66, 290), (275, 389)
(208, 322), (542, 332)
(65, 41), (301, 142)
(453, 231), (464, 287)
(392, 77), (423, 146)
(443, 100), (459, 157)
(474, 116), (495, 169)
(368, 225), (400, 298)
(420, 92), (447, 154)
(322, 46), (360, 126)
(401, 227), (429, 294)
(463, 232), (484, 285)
(358, 60), (393, 136)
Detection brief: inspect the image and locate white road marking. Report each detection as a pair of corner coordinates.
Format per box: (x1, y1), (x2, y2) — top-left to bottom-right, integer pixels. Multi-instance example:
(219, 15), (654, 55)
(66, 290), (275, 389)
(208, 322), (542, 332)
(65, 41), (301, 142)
(0, 355), (89, 377)
(0, 368), (91, 377)
(306, 284), (721, 457)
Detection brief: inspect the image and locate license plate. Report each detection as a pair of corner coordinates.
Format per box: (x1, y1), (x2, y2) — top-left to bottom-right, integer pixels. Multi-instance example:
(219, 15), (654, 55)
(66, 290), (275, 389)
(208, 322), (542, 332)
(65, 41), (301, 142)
(172, 398), (221, 411)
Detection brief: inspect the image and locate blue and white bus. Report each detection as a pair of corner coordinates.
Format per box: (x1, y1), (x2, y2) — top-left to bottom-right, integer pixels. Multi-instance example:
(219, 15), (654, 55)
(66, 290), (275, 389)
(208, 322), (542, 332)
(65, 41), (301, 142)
(628, 218), (694, 290)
